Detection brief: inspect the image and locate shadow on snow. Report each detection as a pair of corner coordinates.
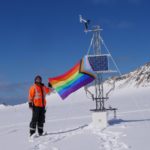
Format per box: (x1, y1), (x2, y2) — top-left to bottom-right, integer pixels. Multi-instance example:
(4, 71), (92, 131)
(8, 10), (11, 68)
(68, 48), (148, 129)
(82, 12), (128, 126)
(109, 118), (150, 126)
(45, 124), (88, 136)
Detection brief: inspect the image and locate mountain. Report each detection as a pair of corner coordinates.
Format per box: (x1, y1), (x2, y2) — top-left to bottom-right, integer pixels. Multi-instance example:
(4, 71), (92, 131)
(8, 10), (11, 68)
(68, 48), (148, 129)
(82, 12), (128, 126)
(110, 62), (150, 88)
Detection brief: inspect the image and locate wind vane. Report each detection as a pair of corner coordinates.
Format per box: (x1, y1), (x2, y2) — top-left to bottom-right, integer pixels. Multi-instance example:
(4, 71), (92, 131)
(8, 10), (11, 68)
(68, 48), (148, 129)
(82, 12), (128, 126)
(79, 15), (90, 32)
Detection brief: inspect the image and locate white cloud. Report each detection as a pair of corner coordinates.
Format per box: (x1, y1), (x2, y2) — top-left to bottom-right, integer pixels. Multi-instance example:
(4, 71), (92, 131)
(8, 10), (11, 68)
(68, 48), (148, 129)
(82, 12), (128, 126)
(0, 81), (31, 105)
(0, 82), (30, 92)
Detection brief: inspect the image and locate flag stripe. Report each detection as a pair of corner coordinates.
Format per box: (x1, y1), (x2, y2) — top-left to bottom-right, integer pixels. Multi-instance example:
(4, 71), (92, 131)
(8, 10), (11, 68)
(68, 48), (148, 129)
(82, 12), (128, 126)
(55, 73), (83, 91)
(58, 74), (94, 99)
(49, 62), (80, 84)
(60, 75), (94, 99)
(48, 58), (95, 99)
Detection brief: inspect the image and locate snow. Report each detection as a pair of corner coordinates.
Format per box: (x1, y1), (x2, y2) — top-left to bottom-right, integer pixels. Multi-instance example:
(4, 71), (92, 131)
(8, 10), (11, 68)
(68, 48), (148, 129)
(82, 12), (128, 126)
(0, 86), (150, 150)
(112, 62), (150, 88)
(0, 104), (7, 109)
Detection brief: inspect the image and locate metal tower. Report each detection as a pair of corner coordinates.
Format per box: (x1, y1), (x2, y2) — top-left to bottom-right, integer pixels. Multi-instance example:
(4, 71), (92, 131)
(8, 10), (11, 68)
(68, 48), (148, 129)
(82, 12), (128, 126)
(80, 15), (120, 116)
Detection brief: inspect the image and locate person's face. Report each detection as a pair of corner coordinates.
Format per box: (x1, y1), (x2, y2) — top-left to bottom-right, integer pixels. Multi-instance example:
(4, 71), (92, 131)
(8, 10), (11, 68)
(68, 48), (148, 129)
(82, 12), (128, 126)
(35, 77), (42, 83)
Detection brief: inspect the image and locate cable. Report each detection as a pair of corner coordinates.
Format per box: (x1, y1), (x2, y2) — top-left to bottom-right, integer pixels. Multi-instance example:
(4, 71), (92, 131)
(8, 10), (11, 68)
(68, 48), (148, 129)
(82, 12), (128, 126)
(100, 36), (122, 76)
(87, 34), (94, 55)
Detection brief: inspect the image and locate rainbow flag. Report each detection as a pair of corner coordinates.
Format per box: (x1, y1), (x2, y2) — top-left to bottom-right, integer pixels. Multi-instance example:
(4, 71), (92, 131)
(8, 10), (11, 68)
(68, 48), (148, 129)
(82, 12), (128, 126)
(48, 56), (96, 99)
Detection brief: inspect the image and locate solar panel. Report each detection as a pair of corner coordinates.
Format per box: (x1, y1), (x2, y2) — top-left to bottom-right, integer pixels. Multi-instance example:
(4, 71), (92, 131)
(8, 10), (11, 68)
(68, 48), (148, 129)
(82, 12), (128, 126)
(88, 55), (109, 72)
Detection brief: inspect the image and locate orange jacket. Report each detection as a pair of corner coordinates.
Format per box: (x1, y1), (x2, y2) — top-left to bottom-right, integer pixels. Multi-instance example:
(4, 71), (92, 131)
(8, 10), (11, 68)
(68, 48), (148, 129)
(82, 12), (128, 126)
(28, 84), (51, 107)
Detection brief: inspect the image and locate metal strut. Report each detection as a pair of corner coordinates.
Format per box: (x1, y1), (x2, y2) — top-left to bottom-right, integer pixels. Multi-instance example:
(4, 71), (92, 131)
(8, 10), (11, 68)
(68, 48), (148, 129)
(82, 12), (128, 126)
(90, 26), (106, 111)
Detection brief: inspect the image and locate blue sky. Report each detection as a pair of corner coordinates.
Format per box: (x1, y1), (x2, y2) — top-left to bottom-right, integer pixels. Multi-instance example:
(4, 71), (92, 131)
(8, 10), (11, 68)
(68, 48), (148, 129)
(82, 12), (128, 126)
(0, 0), (150, 104)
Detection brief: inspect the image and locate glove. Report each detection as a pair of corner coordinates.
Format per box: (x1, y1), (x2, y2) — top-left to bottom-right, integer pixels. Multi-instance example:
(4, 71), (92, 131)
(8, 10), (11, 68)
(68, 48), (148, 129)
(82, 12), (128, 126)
(48, 82), (52, 88)
(28, 102), (33, 109)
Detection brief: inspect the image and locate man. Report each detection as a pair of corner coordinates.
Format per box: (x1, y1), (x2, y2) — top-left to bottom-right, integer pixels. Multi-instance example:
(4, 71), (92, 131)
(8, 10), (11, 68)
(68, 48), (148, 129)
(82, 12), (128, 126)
(28, 75), (52, 136)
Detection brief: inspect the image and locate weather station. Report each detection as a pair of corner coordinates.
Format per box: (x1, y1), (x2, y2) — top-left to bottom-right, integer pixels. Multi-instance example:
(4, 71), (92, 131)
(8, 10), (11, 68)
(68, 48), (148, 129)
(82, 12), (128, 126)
(79, 15), (121, 129)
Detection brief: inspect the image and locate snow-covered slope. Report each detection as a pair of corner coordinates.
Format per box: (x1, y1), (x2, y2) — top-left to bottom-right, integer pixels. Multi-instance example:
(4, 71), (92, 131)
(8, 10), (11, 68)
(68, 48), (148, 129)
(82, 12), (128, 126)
(0, 84), (150, 150)
(0, 104), (7, 109)
(108, 62), (150, 88)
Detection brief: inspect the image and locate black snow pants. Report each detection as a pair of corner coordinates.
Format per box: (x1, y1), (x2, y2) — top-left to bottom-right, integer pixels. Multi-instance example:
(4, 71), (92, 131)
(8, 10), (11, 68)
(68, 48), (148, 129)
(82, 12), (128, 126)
(30, 106), (46, 136)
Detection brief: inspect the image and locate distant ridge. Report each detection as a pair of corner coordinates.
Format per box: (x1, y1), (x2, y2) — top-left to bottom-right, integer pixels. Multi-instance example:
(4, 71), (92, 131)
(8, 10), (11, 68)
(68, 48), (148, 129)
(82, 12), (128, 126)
(110, 62), (150, 88)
